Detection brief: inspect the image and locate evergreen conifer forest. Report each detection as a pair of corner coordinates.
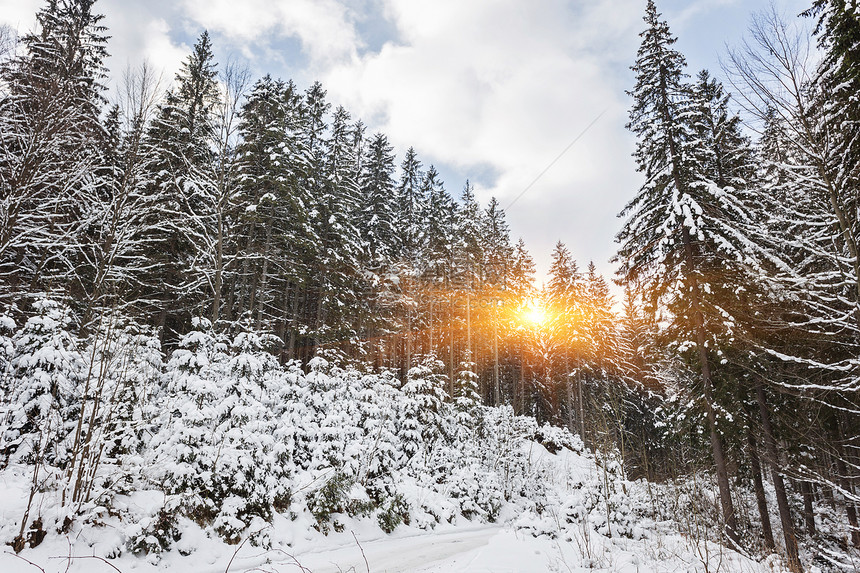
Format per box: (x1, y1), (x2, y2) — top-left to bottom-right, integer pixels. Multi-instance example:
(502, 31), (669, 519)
(1, 1), (860, 571)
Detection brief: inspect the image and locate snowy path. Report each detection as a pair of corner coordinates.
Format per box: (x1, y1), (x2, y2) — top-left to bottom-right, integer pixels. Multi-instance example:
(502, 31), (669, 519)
(0, 520), (779, 573)
(289, 525), (504, 572)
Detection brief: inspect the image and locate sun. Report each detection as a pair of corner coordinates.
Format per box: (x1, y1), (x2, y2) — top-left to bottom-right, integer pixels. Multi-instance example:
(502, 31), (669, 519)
(523, 298), (549, 326)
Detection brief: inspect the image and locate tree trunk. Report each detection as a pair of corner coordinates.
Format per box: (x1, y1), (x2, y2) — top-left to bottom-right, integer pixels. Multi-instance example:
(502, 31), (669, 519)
(577, 370), (585, 443)
(832, 419), (860, 548)
(449, 296), (455, 395)
(681, 226), (739, 547)
(756, 379), (802, 571)
(254, 224), (273, 330)
(657, 46), (738, 545)
(212, 209), (224, 324)
(800, 481), (816, 537)
(466, 293), (472, 358)
(519, 351), (525, 416)
(287, 284), (300, 361)
(493, 314), (500, 406)
(748, 425), (776, 551)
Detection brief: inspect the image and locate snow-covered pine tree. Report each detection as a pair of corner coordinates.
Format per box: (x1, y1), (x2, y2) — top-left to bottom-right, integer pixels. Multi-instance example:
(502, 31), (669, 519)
(419, 166), (457, 369)
(360, 133), (398, 272)
(208, 329), (284, 541)
(141, 31), (220, 342)
(583, 262), (616, 376)
(235, 76), (319, 358)
(233, 75), (294, 331)
(454, 181), (484, 292)
(479, 197), (514, 405)
(0, 312), (14, 391)
(420, 166), (456, 282)
(314, 105), (363, 351)
(508, 239), (536, 415)
(615, 0), (762, 546)
(298, 82), (332, 351)
(149, 318), (229, 519)
(356, 370), (401, 507)
(544, 242), (581, 429)
(0, 0), (109, 305)
(359, 132), (398, 368)
(452, 181), (485, 379)
(395, 147), (425, 263)
(1, 297), (84, 467)
(391, 148), (426, 373)
(400, 355), (449, 462)
(480, 197), (513, 289)
(454, 351), (481, 426)
(690, 70), (756, 190)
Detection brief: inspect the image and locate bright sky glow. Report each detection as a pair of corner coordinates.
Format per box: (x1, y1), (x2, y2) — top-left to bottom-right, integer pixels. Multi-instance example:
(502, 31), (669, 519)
(523, 298), (549, 327)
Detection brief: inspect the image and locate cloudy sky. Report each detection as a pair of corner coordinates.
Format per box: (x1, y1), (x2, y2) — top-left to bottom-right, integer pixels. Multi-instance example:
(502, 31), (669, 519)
(1, 0), (811, 288)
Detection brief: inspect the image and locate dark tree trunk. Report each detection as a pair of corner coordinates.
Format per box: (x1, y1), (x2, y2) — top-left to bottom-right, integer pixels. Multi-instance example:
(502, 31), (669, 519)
(800, 481), (816, 537)
(756, 379), (801, 572)
(831, 419), (860, 548)
(748, 425), (776, 551)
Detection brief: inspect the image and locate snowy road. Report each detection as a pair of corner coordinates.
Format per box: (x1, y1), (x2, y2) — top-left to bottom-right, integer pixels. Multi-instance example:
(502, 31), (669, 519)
(289, 525), (506, 572)
(184, 523), (567, 573)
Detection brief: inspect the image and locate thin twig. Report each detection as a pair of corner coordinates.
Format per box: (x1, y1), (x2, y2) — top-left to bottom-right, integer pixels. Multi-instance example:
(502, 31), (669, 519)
(224, 532), (251, 573)
(4, 551), (47, 573)
(48, 555), (124, 572)
(352, 530), (370, 573)
(64, 536), (72, 573)
(267, 548), (313, 573)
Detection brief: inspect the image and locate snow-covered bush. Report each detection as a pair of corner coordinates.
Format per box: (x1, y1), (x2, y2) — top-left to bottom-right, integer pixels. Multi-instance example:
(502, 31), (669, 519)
(399, 355), (448, 461)
(0, 312), (14, 377)
(535, 423), (584, 455)
(149, 320), (286, 540)
(454, 353), (481, 426)
(558, 452), (638, 539)
(355, 371), (401, 504)
(1, 297), (84, 466)
(127, 504), (181, 556)
(308, 472), (373, 533)
(446, 465), (504, 521)
(85, 320), (163, 465)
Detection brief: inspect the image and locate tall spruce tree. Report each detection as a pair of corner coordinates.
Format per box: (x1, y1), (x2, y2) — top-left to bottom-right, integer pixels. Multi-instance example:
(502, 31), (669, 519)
(617, 0), (741, 546)
(141, 31), (220, 342)
(0, 0), (109, 305)
(316, 105), (363, 348)
(395, 147), (425, 263)
(360, 133), (397, 272)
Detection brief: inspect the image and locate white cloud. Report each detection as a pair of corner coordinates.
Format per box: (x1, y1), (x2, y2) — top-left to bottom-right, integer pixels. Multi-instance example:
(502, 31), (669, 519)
(179, 0), (361, 68)
(101, 1), (189, 90)
(0, 0), (189, 104)
(672, 0), (740, 29)
(321, 0), (644, 282)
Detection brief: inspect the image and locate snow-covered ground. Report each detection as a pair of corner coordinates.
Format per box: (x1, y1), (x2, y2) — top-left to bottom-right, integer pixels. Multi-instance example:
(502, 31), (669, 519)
(0, 442), (786, 573)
